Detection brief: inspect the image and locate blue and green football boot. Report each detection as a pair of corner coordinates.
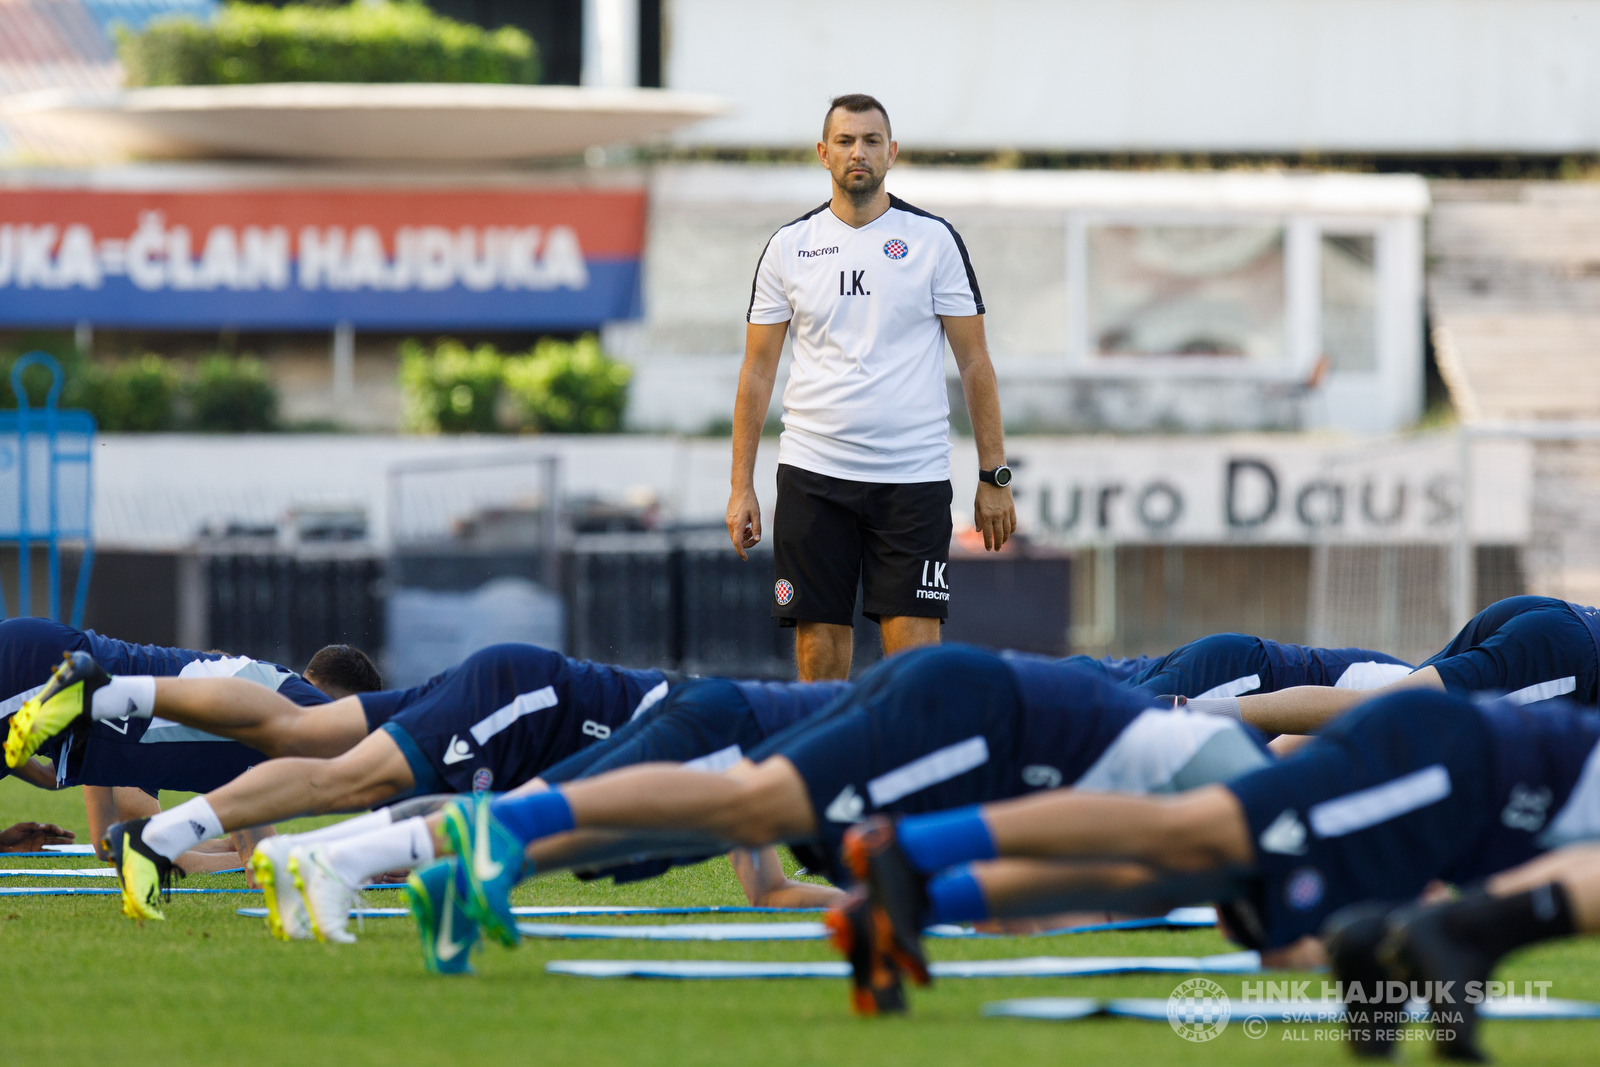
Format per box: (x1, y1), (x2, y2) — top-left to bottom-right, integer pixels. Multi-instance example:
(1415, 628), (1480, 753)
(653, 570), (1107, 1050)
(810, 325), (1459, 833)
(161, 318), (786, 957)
(406, 858), (479, 975)
(440, 794), (524, 948)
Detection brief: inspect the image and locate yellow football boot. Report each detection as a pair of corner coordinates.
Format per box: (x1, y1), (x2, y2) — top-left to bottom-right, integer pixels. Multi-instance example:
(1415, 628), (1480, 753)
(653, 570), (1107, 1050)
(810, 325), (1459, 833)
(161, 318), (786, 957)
(101, 818), (180, 922)
(4, 651), (110, 768)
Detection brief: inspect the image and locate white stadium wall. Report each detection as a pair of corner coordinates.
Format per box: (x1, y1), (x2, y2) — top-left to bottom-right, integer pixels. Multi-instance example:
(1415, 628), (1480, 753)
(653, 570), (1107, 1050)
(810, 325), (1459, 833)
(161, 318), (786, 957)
(664, 0), (1600, 154)
(617, 164), (1429, 436)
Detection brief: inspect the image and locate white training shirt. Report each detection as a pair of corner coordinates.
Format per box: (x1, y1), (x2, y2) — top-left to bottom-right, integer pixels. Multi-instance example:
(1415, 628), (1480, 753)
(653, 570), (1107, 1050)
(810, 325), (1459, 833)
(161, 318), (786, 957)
(747, 195), (984, 483)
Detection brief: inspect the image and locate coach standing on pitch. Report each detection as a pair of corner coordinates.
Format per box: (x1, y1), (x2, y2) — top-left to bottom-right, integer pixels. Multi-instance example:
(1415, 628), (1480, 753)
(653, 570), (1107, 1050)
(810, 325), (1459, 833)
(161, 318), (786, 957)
(726, 93), (1016, 682)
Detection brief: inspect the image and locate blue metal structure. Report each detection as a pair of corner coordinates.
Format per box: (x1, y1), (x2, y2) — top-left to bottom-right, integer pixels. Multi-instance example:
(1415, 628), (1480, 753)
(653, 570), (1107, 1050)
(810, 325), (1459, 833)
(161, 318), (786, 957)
(0, 353), (96, 626)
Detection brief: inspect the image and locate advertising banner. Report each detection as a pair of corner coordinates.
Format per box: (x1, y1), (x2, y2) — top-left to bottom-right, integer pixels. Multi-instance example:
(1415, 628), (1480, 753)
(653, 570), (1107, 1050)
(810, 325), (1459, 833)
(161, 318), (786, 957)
(0, 185), (645, 328)
(952, 434), (1533, 546)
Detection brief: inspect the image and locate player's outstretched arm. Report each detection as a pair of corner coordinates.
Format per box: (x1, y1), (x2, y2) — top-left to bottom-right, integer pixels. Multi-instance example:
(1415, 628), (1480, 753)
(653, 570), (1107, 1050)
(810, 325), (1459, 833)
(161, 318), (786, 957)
(731, 846), (847, 908)
(8, 756), (60, 789)
(1235, 665), (1445, 735)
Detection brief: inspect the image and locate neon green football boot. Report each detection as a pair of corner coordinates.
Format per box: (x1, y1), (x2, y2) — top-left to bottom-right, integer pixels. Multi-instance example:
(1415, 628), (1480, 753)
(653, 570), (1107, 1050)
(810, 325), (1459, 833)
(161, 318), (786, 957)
(4, 651), (110, 768)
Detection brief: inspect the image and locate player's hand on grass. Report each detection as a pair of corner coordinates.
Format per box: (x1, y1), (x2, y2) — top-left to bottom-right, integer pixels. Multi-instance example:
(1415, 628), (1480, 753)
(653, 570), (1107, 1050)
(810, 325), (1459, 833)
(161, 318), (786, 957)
(726, 486), (763, 560)
(0, 821), (74, 852)
(974, 482), (1016, 551)
(372, 869), (413, 884)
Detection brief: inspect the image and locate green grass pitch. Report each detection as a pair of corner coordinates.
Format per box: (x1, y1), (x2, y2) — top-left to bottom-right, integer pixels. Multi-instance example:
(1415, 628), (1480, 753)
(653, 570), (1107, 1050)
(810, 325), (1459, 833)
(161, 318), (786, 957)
(3, 777), (1598, 1065)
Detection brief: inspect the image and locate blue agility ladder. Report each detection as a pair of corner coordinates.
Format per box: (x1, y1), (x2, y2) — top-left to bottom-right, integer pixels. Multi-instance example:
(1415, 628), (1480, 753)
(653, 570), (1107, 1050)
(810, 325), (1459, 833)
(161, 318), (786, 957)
(0, 352), (95, 625)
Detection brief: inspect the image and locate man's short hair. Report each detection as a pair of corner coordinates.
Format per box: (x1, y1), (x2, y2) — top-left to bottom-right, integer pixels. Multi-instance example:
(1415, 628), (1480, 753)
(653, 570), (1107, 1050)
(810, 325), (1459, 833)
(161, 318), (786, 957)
(304, 644), (383, 698)
(824, 93), (891, 140)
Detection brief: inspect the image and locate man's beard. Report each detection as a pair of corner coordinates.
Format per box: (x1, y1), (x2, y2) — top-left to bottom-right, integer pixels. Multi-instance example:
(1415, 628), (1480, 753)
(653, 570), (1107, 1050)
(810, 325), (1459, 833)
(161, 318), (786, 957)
(838, 166), (885, 207)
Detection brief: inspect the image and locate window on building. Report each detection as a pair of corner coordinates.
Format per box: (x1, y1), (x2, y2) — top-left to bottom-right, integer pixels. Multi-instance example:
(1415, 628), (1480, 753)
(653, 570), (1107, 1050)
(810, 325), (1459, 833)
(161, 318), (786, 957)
(1320, 233), (1378, 373)
(1086, 224), (1286, 362)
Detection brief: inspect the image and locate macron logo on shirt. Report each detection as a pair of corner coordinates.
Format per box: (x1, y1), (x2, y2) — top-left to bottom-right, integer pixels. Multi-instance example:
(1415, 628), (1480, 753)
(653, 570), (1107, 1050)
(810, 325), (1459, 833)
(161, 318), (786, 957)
(797, 246), (839, 258)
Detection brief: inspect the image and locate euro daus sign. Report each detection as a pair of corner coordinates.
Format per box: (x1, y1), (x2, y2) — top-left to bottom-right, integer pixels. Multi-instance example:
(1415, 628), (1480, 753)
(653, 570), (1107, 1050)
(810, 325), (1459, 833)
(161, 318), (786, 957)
(948, 434), (1533, 545)
(0, 185), (645, 328)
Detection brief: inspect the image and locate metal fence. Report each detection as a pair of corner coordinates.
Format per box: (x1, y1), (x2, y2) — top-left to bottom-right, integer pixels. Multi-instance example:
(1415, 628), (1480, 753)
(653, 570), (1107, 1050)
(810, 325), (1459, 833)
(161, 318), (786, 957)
(205, 552), (385, 672)
(563, 532), (791, 678)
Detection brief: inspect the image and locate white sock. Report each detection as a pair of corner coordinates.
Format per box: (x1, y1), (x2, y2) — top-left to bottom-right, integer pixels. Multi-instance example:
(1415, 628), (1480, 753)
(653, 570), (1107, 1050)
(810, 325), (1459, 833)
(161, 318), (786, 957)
(91, 676), (156, 722)
(280, 809), (393, 849)
(321, 817), (434, 887)
(1184, 696), (1243, 721)
(143, 797), (224, 861)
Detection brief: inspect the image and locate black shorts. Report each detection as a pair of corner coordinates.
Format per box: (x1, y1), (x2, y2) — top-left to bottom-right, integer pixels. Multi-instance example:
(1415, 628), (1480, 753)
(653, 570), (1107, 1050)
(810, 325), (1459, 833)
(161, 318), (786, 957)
(771, 463), (952, 627)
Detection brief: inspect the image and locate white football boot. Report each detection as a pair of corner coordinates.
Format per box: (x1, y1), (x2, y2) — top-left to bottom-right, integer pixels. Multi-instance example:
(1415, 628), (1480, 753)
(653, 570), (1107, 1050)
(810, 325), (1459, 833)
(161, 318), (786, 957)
(249, 835), (313, 941)
(288, 844), (358, 945)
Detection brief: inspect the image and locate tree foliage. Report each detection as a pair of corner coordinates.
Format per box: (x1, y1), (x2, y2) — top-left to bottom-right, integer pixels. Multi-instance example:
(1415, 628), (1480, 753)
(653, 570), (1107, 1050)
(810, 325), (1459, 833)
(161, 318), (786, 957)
(121, 1), (539, 87)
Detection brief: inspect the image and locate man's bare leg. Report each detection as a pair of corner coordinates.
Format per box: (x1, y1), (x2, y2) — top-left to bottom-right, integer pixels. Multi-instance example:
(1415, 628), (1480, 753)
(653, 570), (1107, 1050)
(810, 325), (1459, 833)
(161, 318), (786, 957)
(796, 621), (852, 681)
(978, 784), (1255, 871)
(398, 757), (817, 879)
(120, 728), (416, 880)
(879, 616), (939, 657)
(145, 678), (370, 758)
(1488, 843), (1600, 927)
(1233, 666), (1444, 735)
(202, 730), (415, 831)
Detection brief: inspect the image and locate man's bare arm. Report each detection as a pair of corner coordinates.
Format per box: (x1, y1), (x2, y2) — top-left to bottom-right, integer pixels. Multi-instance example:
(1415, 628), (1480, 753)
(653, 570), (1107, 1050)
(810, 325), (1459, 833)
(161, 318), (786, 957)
(1237, 666), (1445, 735)
(729, 846), (845, 908)
(9, 757), (59, 790)
(944, 313), (1016, 552)
(726, 321), (789, 561)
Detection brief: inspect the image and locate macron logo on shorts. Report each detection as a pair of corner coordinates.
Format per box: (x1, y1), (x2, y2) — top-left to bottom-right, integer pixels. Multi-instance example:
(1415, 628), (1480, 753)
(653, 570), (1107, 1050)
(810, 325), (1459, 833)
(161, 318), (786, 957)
(1259, 809), (1308, 855)
(916, 560), (949, 602)
(442, 735), (474, 764)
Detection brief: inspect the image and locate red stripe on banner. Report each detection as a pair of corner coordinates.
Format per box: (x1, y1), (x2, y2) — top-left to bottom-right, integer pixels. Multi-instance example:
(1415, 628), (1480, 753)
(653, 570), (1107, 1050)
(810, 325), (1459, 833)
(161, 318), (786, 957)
(0, 188), (646, 256)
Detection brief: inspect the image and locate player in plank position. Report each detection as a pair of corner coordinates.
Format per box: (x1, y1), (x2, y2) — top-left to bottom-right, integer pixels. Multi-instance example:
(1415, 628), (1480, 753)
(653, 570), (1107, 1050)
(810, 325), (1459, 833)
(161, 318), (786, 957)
(1113, 632), (1412, 702)
(1325, 842), (1600, 1061)
(831, 686), (1600, 1033)
(0, 616), (351, 871)
(382, 644), (1280, 975)
(254, 676), (852, 947)
(6, 641), (675, 922)
(1201, 595), (1600, 735)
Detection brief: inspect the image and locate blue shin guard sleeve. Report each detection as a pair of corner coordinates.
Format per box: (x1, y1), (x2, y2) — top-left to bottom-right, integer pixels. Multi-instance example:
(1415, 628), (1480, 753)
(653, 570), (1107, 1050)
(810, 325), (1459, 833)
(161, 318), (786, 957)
(489, 789), (575, 847)
(896, 805), (997, 873)
(926, 866), (990, 925)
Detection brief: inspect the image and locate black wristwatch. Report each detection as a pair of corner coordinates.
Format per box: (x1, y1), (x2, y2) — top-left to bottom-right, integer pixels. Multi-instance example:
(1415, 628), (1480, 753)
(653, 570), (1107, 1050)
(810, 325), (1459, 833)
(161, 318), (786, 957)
(979, 465), (1013, 488)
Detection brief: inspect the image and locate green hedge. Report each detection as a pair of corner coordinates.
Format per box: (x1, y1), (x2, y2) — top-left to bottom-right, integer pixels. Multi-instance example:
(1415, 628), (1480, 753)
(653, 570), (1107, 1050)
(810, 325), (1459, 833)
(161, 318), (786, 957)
(58, 353), (278, 433)
(72, 355), (183, 432)
(121, 1), (540, 87)
(401, 336), (631, 435)
(505, 336), (632, 434)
